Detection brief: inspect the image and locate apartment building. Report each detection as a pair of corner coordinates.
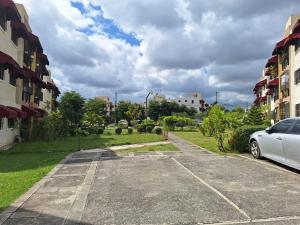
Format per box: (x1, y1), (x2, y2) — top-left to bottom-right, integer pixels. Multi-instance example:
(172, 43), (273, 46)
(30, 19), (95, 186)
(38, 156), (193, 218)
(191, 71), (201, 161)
(0, 0), (59, 146)
(175, 93), (209, 113)
(253, 14), (300, 122)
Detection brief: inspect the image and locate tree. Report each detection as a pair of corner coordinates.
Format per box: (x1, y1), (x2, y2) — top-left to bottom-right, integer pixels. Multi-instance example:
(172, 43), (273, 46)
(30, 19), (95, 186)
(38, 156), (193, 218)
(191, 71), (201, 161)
(59, 91), (85, 125)
(125, 103), (145, 121)
(116, 101), (131, 121)
(245, 107), (265, 125)
(82, 112), (104, 135)
(85, 98), (107, 116)
(204, 105), (230, 152)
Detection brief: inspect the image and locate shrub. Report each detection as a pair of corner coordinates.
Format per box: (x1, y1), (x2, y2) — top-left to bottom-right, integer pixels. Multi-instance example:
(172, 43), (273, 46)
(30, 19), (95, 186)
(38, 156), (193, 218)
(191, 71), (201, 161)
(128, 127), (133, 134)
(229, 125), (267, 153)
(118, 120), (128, 129)
(97, 127), (105, 135)
(154, 127), (162, 135)
(115, 127), (122, 135)
(136, 124), (146, 133)
(130, 120), (139, 128)
(146, 126), (153, 133)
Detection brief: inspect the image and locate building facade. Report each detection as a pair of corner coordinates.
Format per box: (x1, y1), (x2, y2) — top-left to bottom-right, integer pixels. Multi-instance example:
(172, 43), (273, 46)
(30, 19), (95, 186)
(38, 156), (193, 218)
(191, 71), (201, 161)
(253, 14), (300, 122)
(175, 93), (209, 113)
(0, 0), (59, 146)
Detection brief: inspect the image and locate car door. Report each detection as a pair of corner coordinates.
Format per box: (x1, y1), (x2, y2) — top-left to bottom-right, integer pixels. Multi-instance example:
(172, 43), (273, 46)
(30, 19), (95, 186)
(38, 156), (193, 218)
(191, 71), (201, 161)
(261, 119), (295, 163)
(283, 120), (300, 170)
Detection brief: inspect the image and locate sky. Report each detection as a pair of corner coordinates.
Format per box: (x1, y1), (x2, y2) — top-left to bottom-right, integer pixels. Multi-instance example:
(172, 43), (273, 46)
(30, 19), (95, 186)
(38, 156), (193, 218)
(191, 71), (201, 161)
(16, 0), (300, 107)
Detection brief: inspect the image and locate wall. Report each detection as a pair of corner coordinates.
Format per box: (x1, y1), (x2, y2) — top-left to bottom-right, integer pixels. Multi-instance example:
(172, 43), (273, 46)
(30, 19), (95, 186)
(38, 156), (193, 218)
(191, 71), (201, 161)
(290, 46), (300, 117)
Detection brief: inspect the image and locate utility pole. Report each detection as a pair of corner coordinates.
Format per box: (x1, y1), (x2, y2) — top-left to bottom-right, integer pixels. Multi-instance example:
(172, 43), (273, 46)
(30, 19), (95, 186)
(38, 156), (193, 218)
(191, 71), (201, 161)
(215, 91), (218, 104)
(145, 91), (153, 119)
(115, 91), (118, 125)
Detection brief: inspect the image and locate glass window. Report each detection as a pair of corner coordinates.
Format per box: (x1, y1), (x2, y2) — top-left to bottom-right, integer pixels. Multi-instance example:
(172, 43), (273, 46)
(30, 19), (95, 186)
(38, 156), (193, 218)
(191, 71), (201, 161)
(291, 120), (300, 135)
(296, 104), (300, 117)
(9, 71), (16, 86)
(272, 119), (295, 133)
(8, 119), (15, 129)
(295, 68), (300, 85)
(0, 66), (4, 80)
(0, 7), (6, 31)
(0, 118), (3, 130)
(191, 100), (194, 104)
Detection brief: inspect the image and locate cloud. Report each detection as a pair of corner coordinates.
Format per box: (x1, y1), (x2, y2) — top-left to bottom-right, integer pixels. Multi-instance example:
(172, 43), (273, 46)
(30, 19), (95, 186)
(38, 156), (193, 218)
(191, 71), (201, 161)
(16, 0), (300, 106)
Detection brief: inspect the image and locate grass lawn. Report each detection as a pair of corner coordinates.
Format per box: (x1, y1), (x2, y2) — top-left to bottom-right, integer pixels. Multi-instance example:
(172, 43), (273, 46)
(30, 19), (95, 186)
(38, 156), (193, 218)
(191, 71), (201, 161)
(116, 144), (178, 156)
(174, 131), (234, 155)
(0, 130), (166, 212)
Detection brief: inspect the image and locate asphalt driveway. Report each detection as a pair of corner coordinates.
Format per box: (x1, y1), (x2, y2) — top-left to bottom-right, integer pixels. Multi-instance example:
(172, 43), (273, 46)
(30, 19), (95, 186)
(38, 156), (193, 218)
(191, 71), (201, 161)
(1, 134), (300, 225)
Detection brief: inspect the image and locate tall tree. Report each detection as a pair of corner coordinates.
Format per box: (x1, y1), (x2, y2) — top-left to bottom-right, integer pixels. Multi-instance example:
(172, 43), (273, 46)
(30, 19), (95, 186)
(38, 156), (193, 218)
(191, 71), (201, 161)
(246, 107), (265, 125)
(85, 99), (107, 116)
(125, 103), (145, 121)
(59, 91), (85, 125)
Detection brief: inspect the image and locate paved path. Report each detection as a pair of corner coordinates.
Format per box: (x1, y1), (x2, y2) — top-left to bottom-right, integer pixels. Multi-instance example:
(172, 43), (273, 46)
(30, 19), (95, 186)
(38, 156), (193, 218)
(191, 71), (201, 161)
(107, 141), (171, 151)
(1, 134), (300, 225)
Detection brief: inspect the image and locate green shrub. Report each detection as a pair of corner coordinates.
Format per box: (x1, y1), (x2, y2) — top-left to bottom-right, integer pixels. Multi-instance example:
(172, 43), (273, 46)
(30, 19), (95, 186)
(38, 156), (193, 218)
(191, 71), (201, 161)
(229, 125), (267, 153)
(154, 127), (162, 135)
(136, 124), (146, 133)
(97, 127), (105, 135)
(130, 120), (139, 127)
(146, 126), (153, 133)
(128, 127), (133, 134)
(115, 127), (122, 135)
(118, 120), (128, 129)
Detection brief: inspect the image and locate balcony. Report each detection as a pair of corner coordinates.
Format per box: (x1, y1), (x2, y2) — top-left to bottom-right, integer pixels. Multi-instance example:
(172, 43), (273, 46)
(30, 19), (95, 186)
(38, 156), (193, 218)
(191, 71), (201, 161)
(23, 86), (33, 94)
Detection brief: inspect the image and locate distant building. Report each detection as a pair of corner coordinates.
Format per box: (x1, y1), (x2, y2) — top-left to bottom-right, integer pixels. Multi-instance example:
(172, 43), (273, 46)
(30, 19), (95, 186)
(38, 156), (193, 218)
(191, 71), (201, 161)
(153, 93), (167, 103)
(95, 96), (111, 116)
(174, 93), (209, 113)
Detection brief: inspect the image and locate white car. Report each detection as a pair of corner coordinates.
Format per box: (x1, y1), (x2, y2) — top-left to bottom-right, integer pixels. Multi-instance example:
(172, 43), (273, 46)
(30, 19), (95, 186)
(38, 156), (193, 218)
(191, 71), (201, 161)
(249, 118), (300, 170)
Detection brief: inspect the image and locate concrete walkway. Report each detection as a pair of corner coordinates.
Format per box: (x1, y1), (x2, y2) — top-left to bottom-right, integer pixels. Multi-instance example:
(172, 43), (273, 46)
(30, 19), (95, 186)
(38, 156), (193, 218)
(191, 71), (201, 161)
(1, 134), (300, 225)
(107, 141), (170, 151)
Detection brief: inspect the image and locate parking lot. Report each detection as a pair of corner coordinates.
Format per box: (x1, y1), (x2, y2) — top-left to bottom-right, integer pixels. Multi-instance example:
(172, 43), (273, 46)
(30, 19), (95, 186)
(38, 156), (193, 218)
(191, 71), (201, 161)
(1, 134), (300, 225)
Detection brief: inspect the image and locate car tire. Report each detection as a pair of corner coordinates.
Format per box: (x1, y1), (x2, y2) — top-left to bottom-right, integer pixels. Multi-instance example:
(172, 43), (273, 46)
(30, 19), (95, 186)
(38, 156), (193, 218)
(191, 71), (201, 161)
(250, 140), (261, 159)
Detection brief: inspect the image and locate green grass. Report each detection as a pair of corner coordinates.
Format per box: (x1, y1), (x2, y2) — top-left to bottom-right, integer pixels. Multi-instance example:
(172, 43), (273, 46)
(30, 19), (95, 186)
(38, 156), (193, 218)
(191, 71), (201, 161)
(0, 131), (166, 212)
(116, 144), (178, 156)
(174, 131), (234, 155)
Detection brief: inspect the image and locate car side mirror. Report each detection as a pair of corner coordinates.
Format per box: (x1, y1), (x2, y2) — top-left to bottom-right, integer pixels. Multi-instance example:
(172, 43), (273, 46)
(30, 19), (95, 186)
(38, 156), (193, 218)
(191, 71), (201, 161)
(265, 127), (272, 134)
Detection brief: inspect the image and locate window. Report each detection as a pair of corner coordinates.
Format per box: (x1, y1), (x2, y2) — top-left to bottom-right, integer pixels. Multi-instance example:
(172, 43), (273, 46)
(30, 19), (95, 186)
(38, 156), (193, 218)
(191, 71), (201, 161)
(0, 118), (3, 130)
(291, 120), (300, 135)
(272, 119), (295, 133)
(185, 100), (187, 103)
(0, 66), (4, 80)
(11, 30), (18, 46)
(9, 71), (16, 86)
(296, 104), (300, 117)
(191, 100), (194, 104)
(295, 68), (300, 85)
(8, 119), (15, 129)
(0, 7), (6, 31)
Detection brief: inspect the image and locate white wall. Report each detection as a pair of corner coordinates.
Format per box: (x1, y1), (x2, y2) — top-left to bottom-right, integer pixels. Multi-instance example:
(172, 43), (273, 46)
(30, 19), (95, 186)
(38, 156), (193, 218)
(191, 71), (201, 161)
(290, 46), (300, 117)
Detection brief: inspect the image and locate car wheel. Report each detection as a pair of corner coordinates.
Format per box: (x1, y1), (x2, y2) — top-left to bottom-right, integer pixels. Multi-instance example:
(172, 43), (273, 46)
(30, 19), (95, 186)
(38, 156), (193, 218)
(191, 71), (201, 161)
(250, 140), (261, 159)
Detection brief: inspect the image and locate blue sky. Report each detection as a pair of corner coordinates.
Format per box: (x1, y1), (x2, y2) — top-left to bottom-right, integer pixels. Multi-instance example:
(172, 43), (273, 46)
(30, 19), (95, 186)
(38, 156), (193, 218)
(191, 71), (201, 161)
(71, 1), (141, 46)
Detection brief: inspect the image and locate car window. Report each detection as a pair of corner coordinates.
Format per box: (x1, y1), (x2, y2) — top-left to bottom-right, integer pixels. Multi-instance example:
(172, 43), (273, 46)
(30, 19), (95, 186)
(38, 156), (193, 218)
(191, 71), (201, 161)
(290, 120), (300, 135)
(272, 119), (295, 133)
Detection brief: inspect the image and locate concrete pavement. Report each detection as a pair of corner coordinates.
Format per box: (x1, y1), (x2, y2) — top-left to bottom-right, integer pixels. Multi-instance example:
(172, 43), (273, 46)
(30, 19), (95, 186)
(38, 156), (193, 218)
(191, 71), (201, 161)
(1, 134), (300, 225)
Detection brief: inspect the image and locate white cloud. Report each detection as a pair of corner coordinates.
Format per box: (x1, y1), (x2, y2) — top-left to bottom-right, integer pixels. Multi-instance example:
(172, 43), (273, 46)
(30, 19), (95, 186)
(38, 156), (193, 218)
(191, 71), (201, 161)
(15, 0), (300, 106)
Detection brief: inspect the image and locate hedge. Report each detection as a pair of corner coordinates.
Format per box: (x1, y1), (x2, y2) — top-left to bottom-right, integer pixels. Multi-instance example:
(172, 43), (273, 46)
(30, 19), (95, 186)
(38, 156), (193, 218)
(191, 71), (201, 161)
(229, 125), (267, 153)
(115, 127), (122, 135)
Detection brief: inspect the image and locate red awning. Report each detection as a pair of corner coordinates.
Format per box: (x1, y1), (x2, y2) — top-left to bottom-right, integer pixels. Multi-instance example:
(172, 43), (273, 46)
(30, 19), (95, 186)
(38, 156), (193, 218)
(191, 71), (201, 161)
(37, 53), (49, 66)
(265, 68), (271, 76)
(28, 33), (43, 52)
(260, 96), (267, 102)
(285, 33), (300, 46)
(0, 51), (20, 69)
(0, 105), (18, 119)
(21, 105), (41, 117)
(0, 0), (21, 21)
(267, 78), (279, 88)
(265, 56), (278, 68)
(35, 108), (47, 117)
(10, 21), (28, 38)
(7, 106), (27, 118)
(253, 79), (267, 92)
(265, 89), (273, 96)
(293, 19), (300, 34)
(272, 37), (288, 55)
(22, 67), (43, 83)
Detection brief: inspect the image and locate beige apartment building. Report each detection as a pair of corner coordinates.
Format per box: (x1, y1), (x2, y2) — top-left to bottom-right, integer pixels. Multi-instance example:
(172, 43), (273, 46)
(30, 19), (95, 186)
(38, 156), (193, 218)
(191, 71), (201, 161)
(0, 0), (59, 146)
(253, 14), (300, 122)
